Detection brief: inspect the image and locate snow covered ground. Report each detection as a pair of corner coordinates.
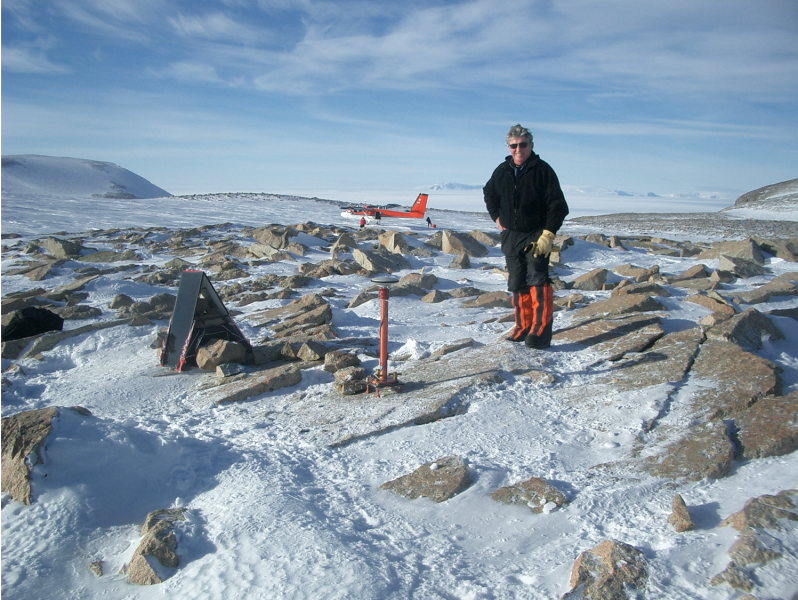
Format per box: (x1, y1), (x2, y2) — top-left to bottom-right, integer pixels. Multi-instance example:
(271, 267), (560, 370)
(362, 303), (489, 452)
(2, 170), (798, 599)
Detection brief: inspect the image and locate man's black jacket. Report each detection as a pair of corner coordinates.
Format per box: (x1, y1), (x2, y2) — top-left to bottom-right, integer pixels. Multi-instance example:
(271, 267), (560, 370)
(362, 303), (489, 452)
(483, 153), (569, 234)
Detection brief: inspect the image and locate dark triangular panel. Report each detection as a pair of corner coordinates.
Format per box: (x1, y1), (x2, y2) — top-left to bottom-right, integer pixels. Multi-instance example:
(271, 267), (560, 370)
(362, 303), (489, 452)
(160, 270), (251, 370)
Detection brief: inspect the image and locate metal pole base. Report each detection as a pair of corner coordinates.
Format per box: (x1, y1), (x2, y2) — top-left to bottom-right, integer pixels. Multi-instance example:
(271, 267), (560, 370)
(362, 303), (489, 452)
(366, 371), (403, 397)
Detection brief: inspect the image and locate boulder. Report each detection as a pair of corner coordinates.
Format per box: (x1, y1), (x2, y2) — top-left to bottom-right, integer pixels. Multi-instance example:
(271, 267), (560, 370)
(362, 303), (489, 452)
(717, 255), (769, 278)
(468, 230), (500, 247)
(705, 307), (784, 351)
(378, 230), (409, 254)
(460, 291), (512, 309)
(252, 226), (297, 249)
(124, 508), (187, 585)
(324, 351), (360, 373)
(1, 306), (64, 341)
(489, 477), (568, 514)
(331, 233), (358, 252)
(449, 286), (485, 298)
(569, 268), (608, 291)
(196, 339), (247, 370)
(333, 366), (368, 395)
(41, 236), (81, 258)
(668, 264), (709, 282)
(421, 290), (449, 304)
(448, 253), (471, 269)
(352, 248), (410, 273)
(399, 272), (438, 289)
(296, 340), (329, 362)
(109, 294), (135, 309)
(1, 407), (60, 504)
(347, 290), (378, 309)
(561, 540), (647, 600)
(697, 238), (765, 265)
(441, 230), (488, 257)
(612, 264), (652, 281)
(379, 455), (472, 503)
(584, 233), (611, 247)
(668, 494), (694, 532)
(684, 293), (735, 317)
(756, 237), (798, 262)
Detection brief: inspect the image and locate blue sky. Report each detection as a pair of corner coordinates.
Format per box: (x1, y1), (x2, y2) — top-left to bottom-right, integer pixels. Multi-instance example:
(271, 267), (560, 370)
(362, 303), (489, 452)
(2, 0), (797, 201)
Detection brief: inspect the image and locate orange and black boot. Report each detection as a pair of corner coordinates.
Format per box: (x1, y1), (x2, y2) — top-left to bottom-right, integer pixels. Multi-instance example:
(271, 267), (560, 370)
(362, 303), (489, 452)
(508, 291), (532, 342)
(524, 283), (554, 349)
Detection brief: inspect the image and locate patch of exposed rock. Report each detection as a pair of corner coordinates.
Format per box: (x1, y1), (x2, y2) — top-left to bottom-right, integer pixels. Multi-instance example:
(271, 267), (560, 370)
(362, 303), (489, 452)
(489, 477), (568, 513)
(561, 539), (648, 600)
(668, 494), (694, 533)
(1, 406), (90, 504)
(711, 487), (798, 593)
(380, 456), (472, 502)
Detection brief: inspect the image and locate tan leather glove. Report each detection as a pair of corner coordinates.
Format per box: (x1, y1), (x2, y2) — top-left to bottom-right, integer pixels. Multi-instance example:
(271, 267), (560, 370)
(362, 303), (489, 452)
(533, 230), (556, 257)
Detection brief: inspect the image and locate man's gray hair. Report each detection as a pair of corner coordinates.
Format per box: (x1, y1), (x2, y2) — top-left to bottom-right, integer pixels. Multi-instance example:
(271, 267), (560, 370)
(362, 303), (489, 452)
(505, 124), (533, 145)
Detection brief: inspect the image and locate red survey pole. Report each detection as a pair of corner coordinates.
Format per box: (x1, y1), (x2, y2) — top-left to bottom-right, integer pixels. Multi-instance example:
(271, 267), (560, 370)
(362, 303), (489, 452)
(368, 276), (402, 395)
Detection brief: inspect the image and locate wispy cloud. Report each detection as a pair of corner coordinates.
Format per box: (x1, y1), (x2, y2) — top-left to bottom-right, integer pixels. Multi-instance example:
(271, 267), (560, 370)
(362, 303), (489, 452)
(1, 45), (71, 74)
(168, 12), (262, 44)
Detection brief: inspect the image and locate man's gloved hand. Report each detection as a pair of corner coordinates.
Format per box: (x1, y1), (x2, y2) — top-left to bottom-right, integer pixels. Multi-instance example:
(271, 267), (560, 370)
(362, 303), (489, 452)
(533, 230), (556, 257)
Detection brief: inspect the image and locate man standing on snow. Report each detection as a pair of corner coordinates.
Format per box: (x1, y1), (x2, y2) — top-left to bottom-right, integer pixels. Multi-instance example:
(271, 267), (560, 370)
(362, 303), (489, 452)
(483, 124), (569, 349)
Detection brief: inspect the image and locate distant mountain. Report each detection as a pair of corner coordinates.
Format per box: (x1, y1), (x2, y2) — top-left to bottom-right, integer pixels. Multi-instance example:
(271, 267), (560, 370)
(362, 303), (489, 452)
(427, 183), (483, 191)
(1, 155), (170, 199)
(733, 178), (798, 206)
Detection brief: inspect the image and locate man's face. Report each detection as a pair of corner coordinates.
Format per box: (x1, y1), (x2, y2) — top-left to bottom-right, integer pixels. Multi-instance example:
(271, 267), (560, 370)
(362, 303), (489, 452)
(507, 136), (532, 166)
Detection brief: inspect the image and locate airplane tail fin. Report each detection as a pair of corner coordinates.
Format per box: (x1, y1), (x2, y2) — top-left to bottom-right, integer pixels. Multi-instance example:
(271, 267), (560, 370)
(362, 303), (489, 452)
(410, 193), (428, 215)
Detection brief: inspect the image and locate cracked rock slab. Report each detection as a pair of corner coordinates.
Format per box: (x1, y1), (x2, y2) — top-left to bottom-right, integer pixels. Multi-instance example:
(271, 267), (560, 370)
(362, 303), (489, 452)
(687, 340), (781, 420)
(734, 390), (798, 459)
(643, 419), (735, 481)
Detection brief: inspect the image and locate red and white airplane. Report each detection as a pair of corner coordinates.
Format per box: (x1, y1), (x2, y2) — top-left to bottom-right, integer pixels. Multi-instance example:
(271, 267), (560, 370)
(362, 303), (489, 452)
(341, 193), (428, 221)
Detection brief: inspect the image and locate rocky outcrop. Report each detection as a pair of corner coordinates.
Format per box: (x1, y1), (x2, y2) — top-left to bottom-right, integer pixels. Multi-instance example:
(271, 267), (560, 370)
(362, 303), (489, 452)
(712, 488), (798, 592)
(732, 178), (798, 206)
(704, 307), (784, 351)
(643, 419), (735, 481)
(380, 456), (472, 502)
(697, 238), (765, 265)
(490, 477), (568, 513)
(205, 364), (302, 404)
(734, 391), (798, 459)
(1, 407), (60, 504)
(123, 508), (187, 585)
(561, 540), (648, 600)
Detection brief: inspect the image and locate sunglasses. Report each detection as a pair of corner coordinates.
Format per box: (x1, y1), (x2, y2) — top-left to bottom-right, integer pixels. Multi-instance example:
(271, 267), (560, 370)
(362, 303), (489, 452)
(508, 142), (529, 149)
